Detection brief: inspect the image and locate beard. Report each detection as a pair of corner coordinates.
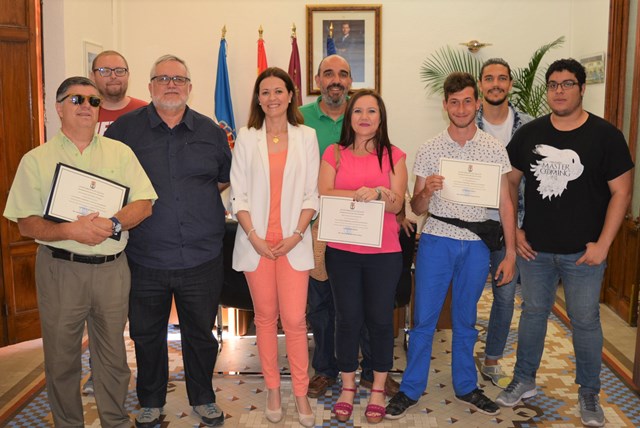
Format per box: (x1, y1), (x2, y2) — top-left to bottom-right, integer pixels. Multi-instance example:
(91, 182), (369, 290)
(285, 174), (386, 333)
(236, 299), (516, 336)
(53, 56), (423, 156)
(484, 90), (508, 106)
(321, 84), (348, 108)
(151, 93), (187, 111)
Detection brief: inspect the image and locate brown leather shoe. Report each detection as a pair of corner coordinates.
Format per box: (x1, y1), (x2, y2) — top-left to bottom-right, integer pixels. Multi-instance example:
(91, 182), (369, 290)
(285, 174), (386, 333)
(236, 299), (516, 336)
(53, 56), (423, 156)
(307, 375), (336, 398)
(360, 375), (400, 397)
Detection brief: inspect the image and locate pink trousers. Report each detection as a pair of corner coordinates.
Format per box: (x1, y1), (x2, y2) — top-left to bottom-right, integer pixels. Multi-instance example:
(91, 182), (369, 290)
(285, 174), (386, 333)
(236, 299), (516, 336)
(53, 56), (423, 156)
(244, 238), (310, 397)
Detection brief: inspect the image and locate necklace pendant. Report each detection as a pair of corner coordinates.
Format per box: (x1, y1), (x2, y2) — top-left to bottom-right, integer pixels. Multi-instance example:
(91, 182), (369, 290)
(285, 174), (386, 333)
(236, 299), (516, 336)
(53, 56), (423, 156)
(272, 136), (279, 144)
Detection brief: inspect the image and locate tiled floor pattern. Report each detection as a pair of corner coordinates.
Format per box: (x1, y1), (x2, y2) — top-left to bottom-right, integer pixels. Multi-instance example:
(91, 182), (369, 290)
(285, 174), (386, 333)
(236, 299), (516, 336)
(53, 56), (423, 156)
(4, 283), (640, 427)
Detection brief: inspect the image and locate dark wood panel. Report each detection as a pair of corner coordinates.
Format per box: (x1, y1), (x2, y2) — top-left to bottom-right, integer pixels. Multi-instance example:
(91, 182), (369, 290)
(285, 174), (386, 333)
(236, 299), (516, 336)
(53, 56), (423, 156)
(0, 0), (27, 28)
(0, 0), (43, 347)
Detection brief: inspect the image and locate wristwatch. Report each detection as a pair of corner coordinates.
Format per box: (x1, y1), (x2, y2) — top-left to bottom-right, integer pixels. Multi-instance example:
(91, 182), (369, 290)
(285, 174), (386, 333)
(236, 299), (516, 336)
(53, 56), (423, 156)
(110, 217), (122, 235)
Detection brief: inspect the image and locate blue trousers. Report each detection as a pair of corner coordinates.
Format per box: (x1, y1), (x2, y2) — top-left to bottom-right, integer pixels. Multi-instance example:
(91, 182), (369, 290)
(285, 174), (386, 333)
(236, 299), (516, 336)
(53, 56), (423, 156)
(485, 246), (519, 360)
(513, 251), (605, 394)
(400, 235), (489, 399)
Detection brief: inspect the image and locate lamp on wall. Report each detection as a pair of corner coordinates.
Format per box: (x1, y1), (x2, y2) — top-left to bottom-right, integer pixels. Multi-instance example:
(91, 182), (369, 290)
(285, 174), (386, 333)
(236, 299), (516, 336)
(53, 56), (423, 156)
(460, 40), (492, 53)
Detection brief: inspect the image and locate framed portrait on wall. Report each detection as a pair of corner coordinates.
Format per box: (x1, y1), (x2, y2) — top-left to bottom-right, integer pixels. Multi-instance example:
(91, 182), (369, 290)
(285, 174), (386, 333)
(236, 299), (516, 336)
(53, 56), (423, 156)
(83, 41), (102, 78)
(306, 4), (381, 95)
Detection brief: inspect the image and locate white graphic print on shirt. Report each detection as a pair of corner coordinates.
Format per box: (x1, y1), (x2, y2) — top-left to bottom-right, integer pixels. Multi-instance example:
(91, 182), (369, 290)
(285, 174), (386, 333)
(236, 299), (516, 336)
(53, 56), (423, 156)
(530, 144), (584, 200)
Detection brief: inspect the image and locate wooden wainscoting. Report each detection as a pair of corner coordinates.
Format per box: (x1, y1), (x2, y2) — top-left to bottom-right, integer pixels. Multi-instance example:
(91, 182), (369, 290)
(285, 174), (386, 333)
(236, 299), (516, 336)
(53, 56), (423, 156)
(602, 216), (640, 326)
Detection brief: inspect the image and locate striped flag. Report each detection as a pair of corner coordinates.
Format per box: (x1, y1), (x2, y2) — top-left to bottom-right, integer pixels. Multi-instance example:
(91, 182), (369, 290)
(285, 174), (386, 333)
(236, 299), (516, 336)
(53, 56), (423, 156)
(288, 34), (302, 106)
(257, 38), (268, 74)
(214, 37), (236, 148)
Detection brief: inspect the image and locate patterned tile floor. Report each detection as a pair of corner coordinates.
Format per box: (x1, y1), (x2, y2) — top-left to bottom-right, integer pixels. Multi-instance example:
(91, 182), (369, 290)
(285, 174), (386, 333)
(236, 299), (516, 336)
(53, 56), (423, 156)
(4, 283), (640, 427)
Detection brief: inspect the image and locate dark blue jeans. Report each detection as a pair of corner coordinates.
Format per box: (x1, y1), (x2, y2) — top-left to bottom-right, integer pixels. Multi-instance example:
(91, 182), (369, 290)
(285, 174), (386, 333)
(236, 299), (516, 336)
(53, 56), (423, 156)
(326, 247), (401, 373)
(128, 255), (223, 407)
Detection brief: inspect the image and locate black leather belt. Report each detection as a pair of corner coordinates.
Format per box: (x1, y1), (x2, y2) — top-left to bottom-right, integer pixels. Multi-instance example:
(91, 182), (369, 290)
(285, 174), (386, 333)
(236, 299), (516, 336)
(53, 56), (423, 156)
(46, 246), (122, 265)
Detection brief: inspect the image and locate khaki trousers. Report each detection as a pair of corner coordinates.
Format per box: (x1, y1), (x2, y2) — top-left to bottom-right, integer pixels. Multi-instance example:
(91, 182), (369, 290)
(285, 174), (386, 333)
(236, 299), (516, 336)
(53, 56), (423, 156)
(35, 245), (131, 428)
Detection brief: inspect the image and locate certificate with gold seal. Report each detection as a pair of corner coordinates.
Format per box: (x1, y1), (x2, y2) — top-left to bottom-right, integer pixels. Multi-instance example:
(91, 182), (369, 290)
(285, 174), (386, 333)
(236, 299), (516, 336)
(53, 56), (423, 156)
(318, 196), (385, 248)
(439, 158), (502, 208)
(44, 163), (129, 223)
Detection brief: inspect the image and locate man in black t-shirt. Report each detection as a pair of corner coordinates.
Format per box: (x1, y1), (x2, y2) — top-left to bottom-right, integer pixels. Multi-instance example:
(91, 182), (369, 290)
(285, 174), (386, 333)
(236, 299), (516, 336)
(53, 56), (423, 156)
(496, 59), (633, 428)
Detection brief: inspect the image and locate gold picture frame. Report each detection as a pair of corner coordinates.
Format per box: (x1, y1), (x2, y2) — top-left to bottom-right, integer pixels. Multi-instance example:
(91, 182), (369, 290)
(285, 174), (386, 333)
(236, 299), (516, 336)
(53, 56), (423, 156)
(306, 4), (381, 95)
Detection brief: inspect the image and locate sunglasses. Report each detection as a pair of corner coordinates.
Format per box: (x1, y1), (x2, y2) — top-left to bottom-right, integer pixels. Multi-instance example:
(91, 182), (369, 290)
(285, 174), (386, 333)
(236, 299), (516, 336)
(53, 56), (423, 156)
(58, 94), (102, 108)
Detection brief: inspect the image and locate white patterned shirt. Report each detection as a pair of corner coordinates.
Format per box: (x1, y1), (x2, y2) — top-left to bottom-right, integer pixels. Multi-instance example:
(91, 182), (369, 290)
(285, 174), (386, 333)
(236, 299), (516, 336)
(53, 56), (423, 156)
(413, 128), (511, 240)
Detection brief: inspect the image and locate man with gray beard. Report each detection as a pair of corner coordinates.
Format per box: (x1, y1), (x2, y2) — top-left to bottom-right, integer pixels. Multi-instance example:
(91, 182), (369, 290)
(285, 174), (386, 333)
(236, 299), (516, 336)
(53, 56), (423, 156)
(105, 54), (232, 427)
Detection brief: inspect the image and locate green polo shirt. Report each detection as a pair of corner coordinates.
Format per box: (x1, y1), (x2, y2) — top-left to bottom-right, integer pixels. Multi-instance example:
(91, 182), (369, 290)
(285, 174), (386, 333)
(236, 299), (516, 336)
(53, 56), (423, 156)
(300, 96), (344, 156)
(4, 130), (157, 255)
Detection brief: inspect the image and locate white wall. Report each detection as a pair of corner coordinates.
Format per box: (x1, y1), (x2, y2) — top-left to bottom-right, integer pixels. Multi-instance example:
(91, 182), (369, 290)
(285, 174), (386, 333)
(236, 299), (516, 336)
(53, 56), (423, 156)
(43, 0), (609, 184)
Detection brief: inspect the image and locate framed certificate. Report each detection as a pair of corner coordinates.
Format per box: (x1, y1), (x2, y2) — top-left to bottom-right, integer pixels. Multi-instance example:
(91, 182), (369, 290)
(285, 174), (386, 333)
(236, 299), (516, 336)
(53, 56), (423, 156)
(44, 163), (129, 233)
(318, 195), (385, 248)
(439, 158), (502, 208)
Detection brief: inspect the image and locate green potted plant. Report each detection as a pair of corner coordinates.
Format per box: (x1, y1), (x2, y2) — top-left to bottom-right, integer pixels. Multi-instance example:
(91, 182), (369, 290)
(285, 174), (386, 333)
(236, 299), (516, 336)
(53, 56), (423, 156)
(420, 36), (565, 117)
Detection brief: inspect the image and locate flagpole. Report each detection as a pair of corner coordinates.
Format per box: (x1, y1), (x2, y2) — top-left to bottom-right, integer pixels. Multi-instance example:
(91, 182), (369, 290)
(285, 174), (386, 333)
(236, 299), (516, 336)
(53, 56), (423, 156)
(288, 22), (303, 106)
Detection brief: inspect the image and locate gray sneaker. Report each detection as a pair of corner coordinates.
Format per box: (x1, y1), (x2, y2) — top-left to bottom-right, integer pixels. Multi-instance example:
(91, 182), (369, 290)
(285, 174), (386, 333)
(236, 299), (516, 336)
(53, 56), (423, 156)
(480, 363), (511, 389)
(193, 403), (224, 426)
(495, 380), (537, 407)
(135, 407), (161, 427)
(579, 392), (605, 427)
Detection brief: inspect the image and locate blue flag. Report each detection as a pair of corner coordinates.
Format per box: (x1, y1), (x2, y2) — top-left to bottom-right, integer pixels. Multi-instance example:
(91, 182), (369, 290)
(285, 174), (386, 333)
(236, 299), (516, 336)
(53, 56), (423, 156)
(215, 38), (236, 148)
(327, 34), (336, 55)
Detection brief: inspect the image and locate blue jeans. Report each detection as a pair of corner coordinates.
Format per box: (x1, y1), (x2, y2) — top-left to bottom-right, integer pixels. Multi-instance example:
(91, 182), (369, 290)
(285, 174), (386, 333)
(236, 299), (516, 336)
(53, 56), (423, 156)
(513, 251), (605, 394)
(400, 235), (489, 399)
(485, 246), (518, 360)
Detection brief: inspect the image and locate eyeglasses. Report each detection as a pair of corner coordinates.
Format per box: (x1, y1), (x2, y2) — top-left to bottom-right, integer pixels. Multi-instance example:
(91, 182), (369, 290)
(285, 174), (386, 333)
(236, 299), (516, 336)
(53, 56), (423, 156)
(93, 67), (128, 77)
(151, 75), (191, 86)
(57, 94), (102, 107)
(546, 80), (578, 91)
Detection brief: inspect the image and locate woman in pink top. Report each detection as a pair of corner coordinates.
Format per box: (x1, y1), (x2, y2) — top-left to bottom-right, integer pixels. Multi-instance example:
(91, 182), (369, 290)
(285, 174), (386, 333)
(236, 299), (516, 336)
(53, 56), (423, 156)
(318, 89), (407, 424)
(230, 68), (319, 427)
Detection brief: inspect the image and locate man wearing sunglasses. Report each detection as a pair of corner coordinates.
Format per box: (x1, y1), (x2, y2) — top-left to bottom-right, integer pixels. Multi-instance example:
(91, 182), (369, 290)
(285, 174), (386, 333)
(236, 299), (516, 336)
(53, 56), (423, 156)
(497, 59), (634, 427)
(91, 50), (147, 136)
(105, 55), (232, 427)
(3, 76), (157, 427)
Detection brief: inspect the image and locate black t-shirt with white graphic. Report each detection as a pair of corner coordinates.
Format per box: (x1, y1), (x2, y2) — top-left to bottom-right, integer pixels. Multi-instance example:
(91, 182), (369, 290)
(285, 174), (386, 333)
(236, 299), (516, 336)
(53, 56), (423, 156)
(507, 113), (633, 254)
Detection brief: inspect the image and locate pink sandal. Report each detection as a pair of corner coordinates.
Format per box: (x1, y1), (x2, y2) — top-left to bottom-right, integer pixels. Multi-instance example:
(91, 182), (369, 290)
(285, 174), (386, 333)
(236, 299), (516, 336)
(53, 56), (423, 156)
(333, 387), (357, 422)
(365, 389), (386, 424)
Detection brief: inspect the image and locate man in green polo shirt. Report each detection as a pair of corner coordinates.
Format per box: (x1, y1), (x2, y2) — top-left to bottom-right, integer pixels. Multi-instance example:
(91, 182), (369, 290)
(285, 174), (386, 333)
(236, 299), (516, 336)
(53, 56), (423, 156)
(3, 76), (156, 427)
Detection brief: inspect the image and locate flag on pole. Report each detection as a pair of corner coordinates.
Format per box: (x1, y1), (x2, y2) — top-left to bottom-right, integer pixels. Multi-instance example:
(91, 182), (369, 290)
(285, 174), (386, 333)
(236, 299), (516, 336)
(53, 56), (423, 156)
(257, 26), (268, 74)
(288, 24), (302, 106)
(214, 32), (236, 148)
(327, 22), (337, 55)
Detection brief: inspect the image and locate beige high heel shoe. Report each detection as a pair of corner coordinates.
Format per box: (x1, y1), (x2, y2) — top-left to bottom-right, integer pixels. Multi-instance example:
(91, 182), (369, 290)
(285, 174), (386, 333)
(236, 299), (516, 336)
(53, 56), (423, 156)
(295, 396), (315, 427)
(265, 390), (283, 423)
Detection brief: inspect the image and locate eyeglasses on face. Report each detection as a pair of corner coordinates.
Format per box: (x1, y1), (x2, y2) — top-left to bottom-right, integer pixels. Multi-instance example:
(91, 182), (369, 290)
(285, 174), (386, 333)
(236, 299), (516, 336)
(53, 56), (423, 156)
(57, 94), (102, 108)
(150, 75), (191, 86)
(93, 67), (128, 77)
(546, 80), (578, 91)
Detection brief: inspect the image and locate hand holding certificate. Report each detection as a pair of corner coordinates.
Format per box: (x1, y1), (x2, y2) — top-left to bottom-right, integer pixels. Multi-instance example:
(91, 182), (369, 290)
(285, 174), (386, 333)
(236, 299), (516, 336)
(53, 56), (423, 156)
(318, 196), (385, 248)
(439, 158), (502, 208)
(44, 163), (129, 239)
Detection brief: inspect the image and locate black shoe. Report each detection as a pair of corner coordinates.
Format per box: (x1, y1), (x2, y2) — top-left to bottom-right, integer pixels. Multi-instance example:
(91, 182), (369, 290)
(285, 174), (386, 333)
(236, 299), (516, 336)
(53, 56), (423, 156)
(384, 391), (418, 420)
(454, 388), (500, 416)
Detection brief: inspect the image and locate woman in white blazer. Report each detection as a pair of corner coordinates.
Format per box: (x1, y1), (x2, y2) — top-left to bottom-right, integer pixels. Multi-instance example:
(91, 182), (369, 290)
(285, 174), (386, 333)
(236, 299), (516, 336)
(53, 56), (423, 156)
(230, 67), (319, 427)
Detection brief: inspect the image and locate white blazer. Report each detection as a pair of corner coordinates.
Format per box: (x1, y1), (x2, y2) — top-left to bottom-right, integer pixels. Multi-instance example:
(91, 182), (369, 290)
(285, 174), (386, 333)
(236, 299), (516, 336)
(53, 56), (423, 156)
(230, 122), (319, 272)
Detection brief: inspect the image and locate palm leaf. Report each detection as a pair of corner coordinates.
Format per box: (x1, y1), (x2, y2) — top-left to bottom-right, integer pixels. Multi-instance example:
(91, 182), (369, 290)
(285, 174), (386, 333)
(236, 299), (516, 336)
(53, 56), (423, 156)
(511, 36), (565, 116)
(420, 36), (564, 117)
(420, 46), (482, 96)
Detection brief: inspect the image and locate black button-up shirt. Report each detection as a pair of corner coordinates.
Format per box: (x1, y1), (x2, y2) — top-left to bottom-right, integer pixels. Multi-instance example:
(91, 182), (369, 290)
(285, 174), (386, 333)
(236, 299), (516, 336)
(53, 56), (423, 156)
(106, 103), (232, 269)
